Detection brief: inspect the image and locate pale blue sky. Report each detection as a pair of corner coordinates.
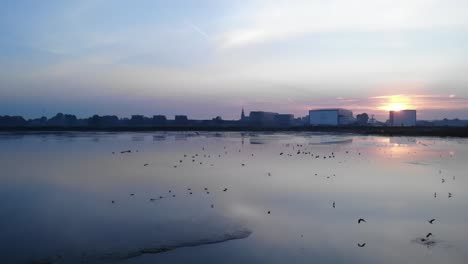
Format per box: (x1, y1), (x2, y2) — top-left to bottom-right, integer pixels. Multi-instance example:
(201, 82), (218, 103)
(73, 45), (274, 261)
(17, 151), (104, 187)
(1, 0), (468, 120)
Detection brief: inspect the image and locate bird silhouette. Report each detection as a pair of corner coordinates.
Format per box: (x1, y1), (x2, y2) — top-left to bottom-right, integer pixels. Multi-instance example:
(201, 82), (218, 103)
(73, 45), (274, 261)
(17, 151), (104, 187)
(267, 211), (271, 214)
(357, 243), (366, 247)
(332, 201), (335, 208)
(428, 219), (435, 224)
(358, 218), (366, 224)
(143, 163), (149, 166)
(426, 233), (433, 238)
(223, 188), (228, 192)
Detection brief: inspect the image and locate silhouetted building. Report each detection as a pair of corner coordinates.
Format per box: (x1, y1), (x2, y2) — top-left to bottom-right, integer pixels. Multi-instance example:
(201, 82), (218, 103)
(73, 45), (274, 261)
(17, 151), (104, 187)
(175, 115), (188, 125)
(152, 115), (167, 126)
(389, 110), (416, 127)
(275, 114), (295, 127)
(88, 115), (120, 127)
(309, 109), (354, 126)
(247, 111), (295, 127)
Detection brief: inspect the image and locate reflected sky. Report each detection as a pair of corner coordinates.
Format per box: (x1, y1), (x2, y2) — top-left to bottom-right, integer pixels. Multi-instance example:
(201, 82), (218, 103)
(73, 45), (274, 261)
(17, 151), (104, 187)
(0, 132), (467, 264)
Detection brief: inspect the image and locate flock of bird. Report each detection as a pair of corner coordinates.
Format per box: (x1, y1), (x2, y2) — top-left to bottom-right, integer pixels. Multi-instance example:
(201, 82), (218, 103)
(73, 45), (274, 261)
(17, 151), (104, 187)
(109, 135), (457, 249)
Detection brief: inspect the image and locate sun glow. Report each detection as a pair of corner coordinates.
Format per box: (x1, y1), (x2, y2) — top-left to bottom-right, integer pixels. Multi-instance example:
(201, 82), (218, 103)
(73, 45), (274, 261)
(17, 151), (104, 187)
(377, 95), (413, 111)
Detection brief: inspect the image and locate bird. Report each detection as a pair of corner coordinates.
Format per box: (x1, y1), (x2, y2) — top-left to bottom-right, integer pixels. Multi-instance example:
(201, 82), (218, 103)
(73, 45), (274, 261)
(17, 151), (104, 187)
(130, 193), (135, 196)
(280, 152), (283, 155)
(357, 243), (366, 247)
(144, 163), (149, 166)
(111, 200), (115, 204)
(448, 192), (453, 198)
(332, 201), (335, 208)
(268, 172), (271, 176)
(442, 178), (445, 183)
(426, 233), (433, 238)
(428, 219), (436, 224)
(150, 198), (155, 202)
(358, 218), (366, 224)
(434, 192), (437, 198)
(267, 211), (271, 214)
(223, 188), (228, 192)
(211, 204), (214, 208)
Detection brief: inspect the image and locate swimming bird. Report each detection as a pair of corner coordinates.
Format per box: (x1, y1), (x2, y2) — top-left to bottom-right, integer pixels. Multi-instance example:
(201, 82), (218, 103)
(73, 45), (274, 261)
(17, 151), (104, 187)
(358, 218), (366, 224)
(357, 243), (366, 247)
(267, 211), (271, 214)
(111, 200), (115, 204)
(211, 204), (214, 208)
(223, 188), (228, 192)
(144, 163), (149, 166)
(442, 178), (445, 183)
(130, 193), (135, 196)
(448, 192), (452, 198)
(333, 201), (335, 208)
(428, 219), (436, 224)
(426, 233), (433, 238)
(268, 172), (271, 176)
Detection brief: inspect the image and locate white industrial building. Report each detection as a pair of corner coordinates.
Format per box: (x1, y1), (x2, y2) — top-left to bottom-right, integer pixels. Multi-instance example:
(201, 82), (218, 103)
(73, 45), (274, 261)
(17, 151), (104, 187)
(389, 110), (416, 127)
(309, 109), (354, 126)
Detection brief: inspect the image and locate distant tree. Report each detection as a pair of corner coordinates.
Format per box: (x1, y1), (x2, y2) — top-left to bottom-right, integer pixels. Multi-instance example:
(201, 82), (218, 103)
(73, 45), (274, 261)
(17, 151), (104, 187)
(0, 115), (27, 127)
(356, 113), (369, 126)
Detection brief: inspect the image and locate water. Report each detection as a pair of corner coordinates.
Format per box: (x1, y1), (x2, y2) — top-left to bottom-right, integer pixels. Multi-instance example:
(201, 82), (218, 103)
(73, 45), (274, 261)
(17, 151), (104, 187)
(0, 132), (467, 264)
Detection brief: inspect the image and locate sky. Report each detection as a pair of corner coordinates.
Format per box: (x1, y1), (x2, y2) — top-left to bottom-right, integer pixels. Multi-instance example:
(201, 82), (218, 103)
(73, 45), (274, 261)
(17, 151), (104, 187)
(1, 0), (468, 121)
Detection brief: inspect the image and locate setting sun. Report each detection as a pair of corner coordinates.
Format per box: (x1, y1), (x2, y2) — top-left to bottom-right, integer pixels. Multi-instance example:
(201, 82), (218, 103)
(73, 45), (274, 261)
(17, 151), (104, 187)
(385, 103), (407, 111)
(377, 95), (413, 112)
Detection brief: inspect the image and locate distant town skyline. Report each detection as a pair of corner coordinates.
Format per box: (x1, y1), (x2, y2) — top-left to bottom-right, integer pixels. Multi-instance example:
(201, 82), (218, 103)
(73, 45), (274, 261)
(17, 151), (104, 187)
(1, 1), (468, 120)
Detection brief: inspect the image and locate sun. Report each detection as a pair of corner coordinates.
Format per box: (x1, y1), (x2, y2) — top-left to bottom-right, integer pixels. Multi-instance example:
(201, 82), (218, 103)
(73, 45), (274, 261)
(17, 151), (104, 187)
(377, 95), (413, 111)
(386, 103), (407, 111)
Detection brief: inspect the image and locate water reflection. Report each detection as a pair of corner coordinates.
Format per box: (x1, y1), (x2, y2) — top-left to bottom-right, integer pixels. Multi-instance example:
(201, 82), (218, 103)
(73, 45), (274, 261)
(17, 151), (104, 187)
(0, 132), (467, 264)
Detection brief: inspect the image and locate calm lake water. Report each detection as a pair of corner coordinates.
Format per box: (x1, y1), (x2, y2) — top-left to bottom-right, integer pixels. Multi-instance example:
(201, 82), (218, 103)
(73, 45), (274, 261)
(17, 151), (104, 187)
(1, 132), (467, 264)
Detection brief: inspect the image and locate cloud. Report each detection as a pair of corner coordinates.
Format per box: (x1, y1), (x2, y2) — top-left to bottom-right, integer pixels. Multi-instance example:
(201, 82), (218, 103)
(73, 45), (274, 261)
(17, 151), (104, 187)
(218, 0), (468, 49)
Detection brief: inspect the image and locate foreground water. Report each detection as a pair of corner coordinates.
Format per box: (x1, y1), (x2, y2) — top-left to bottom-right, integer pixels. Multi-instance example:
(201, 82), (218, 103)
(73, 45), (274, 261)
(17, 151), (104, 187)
(0, 132), (467, 264)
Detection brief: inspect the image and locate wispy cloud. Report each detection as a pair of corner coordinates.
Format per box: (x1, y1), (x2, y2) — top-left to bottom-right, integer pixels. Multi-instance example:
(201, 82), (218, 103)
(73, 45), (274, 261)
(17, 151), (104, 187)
(218, 0), (468, 49)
